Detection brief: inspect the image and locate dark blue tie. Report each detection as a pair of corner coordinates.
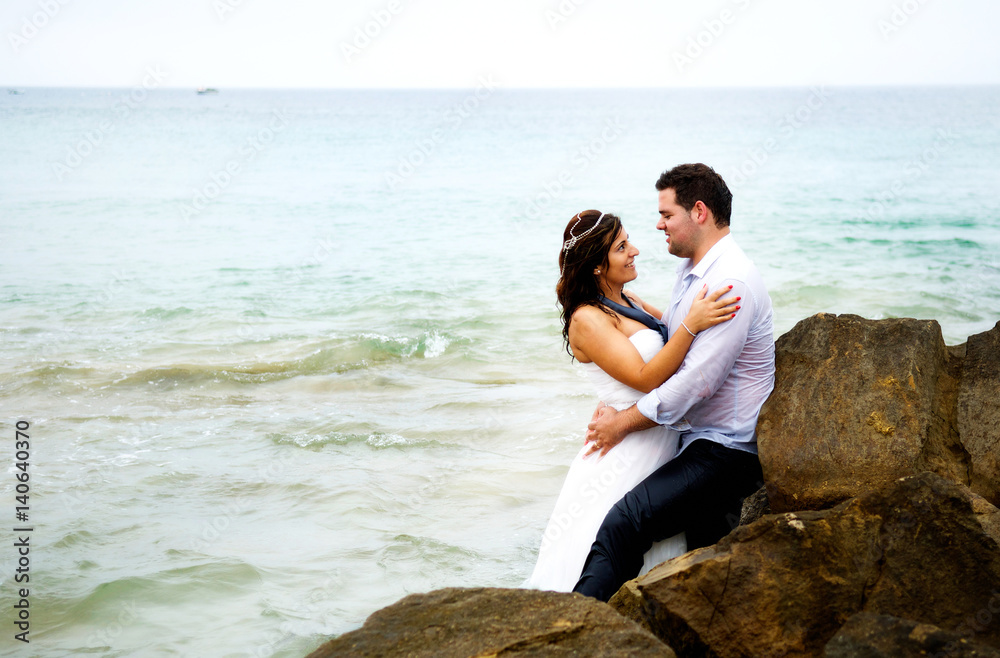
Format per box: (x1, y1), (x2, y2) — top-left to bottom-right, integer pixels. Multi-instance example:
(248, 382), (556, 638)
(598, 295), (672, 345)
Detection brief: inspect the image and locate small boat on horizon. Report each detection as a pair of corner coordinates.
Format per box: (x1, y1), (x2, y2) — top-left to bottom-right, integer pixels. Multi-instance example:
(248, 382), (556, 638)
(196, 87), (219, 95)
(8, 89), (25, 95)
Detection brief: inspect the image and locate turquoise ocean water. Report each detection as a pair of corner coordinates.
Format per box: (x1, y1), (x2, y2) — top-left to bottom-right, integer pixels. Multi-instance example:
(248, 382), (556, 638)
(1, 86), (999, 656)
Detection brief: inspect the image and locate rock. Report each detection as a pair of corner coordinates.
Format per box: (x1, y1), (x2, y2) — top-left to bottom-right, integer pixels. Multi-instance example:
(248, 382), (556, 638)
(757, 313), (974, 512)
(824, 611), (1000, 657)
(635, 472), (1000, 658)
(608, 577), (652, 633)
(958, 321), (1000, 507)
(738, 485), (770, 526)
(972, 491), (1000, 543)
(306, 587), (675, 657)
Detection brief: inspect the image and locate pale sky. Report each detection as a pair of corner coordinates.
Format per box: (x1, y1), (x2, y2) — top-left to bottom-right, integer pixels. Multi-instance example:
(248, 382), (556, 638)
(2, 0), (999, 88)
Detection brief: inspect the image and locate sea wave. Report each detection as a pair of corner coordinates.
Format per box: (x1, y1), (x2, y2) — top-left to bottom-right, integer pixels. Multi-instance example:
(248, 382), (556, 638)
(356, 330), (453, 359)
(268, 431), (437, 450)
(0, 329), (465, 398)
(137, 306), (197, 320)
(93, 330), (461, 388)
(64, 558), (265, 622)
(375, 534), (483, 572)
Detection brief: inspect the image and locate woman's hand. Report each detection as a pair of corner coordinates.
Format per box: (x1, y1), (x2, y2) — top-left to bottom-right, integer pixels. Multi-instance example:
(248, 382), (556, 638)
(683, 284), (740, 334)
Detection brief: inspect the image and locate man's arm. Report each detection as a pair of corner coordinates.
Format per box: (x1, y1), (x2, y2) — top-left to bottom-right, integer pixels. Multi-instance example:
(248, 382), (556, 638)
(636, 279), (754, 426)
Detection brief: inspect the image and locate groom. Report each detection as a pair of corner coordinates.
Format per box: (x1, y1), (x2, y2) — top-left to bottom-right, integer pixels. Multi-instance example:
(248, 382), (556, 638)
(573, 163), (775, 601)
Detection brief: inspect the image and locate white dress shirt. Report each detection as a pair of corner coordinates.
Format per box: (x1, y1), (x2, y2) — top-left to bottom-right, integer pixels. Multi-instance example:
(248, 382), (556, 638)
(636, 234), (775, 454)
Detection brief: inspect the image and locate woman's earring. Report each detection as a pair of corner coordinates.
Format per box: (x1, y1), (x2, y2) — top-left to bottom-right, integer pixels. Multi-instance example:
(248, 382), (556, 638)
(595, 270), (601, 275)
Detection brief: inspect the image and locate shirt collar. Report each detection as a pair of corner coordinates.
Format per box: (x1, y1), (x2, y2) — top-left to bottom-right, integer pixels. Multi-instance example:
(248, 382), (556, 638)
(676, 233), (735, 280)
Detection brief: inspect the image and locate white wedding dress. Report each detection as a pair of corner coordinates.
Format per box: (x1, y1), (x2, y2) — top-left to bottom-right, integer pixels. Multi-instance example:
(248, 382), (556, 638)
(524, 329), (687, 592)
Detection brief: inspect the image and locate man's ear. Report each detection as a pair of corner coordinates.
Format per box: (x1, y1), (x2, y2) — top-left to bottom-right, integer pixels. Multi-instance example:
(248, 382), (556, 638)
(692, 200), (710, 225)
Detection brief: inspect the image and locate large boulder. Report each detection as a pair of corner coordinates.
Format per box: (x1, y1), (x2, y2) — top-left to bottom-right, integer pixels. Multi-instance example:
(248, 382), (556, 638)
(757, 313), (975, 512)
(608, 578), (652, 634)
(958, 322), (1000, 508)
(306, 587), (675, 657)
(633, 472), (1000, 658)
(824, 612), (1000, 657)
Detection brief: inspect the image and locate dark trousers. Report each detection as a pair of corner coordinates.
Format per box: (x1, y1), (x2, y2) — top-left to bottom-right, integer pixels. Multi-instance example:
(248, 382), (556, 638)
(572, 439), (763, 602)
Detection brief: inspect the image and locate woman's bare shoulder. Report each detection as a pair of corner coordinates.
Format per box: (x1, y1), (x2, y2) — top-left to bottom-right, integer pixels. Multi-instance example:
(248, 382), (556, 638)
(571, 303), (613, 325)
(570, 304), (618, 339)
(569, 305), (619, 362)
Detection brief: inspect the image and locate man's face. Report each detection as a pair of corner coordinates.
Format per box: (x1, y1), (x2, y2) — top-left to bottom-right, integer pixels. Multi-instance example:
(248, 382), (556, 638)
(656, 188), (697, 259)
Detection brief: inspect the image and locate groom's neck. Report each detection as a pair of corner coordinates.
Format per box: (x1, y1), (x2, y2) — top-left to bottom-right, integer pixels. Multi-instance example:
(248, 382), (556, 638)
(690, 227), (731, 267)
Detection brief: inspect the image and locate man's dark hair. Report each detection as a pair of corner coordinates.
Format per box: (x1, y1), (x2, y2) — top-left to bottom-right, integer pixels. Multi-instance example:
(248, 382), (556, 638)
(655, 163), (732, 228)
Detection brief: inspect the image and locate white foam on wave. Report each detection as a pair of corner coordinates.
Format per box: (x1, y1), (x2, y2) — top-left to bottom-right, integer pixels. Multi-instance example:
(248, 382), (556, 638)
(422, 331), (449, 358)
(359, 332), (410, 345)
(366, 433), (408, 447)
(357, 330), (451, 359)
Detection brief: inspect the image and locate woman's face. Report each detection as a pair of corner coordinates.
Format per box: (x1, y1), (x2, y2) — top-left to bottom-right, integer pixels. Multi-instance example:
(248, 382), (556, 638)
(599, 226), (639, 291)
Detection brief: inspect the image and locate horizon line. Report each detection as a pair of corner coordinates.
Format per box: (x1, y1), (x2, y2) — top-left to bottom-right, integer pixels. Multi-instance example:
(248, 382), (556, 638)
(3, 82), (1000, 92)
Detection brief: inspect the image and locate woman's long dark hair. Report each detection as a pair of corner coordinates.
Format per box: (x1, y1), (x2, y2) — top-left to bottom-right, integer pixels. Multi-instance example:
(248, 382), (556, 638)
(556, 209), (623, 359)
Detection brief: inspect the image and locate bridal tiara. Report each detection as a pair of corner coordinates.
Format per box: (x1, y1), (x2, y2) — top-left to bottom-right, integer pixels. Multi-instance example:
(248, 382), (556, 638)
(560, 212), (606, 277)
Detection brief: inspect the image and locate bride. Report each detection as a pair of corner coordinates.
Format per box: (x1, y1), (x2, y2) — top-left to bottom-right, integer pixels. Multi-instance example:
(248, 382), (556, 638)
(524, 209), (739, 592)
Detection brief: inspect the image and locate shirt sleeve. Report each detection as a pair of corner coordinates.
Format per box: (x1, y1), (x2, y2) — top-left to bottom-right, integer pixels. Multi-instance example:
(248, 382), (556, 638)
(636, 278), (753, 425)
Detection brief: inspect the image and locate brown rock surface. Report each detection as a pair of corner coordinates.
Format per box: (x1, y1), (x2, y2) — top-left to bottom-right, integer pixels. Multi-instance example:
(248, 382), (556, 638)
(972, 490), (1000, 542)
(958, 321), (1000, 507)
(757, 313), (973, 512)
(306, 587), (675, 657)
(635, 472), (1000, 658)
(824, 611), (1000, 658)
(607, 577), (651, 633)
(737, 485), (770, 526)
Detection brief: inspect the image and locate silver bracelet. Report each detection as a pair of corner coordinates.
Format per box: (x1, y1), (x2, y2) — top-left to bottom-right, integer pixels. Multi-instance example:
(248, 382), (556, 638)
(681, 321), (696, 338)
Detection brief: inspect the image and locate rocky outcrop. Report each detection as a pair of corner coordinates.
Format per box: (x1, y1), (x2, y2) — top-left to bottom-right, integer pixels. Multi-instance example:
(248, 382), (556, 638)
(634, 473), (1000, 658)
(824, 612), (1000, 657)
(757, 314), (999, 512)
(307, 316), (1000, 658)
(958, 322), (1000, 508)
(595, 485), (774, 639)
(306, 587), (675, 657)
